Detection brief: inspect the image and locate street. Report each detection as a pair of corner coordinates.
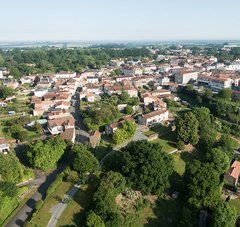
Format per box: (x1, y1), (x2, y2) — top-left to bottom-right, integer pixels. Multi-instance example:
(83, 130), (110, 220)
(5, 166), (65, 227)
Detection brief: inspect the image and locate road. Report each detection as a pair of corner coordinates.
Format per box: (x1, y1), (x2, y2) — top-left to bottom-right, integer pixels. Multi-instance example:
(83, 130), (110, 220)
(70, 92), (89, 143)
(6, 166), (65, 227)
(47, 183), (81, 227)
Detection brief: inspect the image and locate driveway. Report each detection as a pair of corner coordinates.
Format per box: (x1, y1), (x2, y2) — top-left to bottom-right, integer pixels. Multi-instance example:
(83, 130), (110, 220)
(6, 166), (65, 227)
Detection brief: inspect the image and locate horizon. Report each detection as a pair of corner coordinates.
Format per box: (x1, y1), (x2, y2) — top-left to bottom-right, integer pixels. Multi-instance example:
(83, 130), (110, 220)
(1, 0), (240, 42)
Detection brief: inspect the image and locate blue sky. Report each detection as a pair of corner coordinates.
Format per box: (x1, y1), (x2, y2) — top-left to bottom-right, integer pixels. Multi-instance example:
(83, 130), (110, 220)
(0, 0), (239, 41)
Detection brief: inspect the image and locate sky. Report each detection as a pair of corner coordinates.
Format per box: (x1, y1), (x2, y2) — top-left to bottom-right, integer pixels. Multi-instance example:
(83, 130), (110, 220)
(0, 0), (240, 42)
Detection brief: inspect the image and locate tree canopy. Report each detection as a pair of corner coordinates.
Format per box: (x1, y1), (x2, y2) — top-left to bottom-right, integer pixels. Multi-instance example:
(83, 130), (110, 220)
(72, 144), (100, 177)
(118, 140), (173, 196)
(25, 136), (66, 170)
(176, 112), (199, 145)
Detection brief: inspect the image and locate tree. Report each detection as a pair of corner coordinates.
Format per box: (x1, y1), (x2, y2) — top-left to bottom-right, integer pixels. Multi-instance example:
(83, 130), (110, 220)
(72, 145), (100, 177)
(176, 140), (185, 150)
(86, 211), (105, 227)
(0, 54), (4, 66)
(217, 134), (237, 158)
(93, 171), (125, 223)
(18, 130), (29, 142)
(176, 112), (199, 145)
(206, 148), (229, 174)
(25, 136), (66, 170)
(193, 107), (211, 126)
(211, 202), (236, 227)
(0, 182), (18, 198)
(119, 140), (173, 196)
(112, 120), (136, 145)
(0, 153), (26, 183)
(119, 89), (130, 103)
(125, 106), (134, 115)
(33, 121), (42, 133)
(184, 161), (221, 209)
(217, 88), (232, 101)
(0, 86), (15, 99)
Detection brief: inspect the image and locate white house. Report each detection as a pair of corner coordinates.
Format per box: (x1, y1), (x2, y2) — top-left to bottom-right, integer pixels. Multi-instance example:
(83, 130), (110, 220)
(175, 70), (198, 84)
(87, 77), (99, 84)
(138, 109), (169, 126)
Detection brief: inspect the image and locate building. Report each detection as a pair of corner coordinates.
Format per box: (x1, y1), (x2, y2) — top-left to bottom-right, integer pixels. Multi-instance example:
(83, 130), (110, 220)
(87, 76), (99, 84)
(47, 116), (75, 135)
(0, 138), (10, 154)
(105, 117), (134, 135)
(198, 75), (232, 90)
(89, 130), (101, 148)
(138, 109), (169, 126)
(175, 70), (198, 84)
(225, 161), (240, 186)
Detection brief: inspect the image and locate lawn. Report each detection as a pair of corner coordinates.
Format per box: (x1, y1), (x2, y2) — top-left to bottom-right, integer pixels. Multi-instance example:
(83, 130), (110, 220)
(27, 181), (73, 227)
(230, 198), (240, 217)
(56, 184), (95, 227)
(173, 154), (186, 176)
(138, 198), (183, 227)
(145, 124), (177, 153)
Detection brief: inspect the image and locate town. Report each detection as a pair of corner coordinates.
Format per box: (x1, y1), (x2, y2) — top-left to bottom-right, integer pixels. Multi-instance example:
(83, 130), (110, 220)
(0, 43), (240, 227)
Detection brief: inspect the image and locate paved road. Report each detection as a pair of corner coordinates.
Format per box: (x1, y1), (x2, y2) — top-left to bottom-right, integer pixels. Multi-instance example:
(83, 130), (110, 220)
(70, 92), (89, 143)
(6, 166), (65, 227)
(47, 183), (81, 227)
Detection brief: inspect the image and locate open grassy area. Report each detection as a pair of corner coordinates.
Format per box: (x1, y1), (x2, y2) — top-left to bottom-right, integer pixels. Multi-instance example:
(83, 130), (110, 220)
(173, 154), (186, 176)
(230, 198), (240, 217)
(56, 184), (95, 227)
(145, 124), (177, 153)
(136, 198), (182, 227)
(27, 181), (73, 227)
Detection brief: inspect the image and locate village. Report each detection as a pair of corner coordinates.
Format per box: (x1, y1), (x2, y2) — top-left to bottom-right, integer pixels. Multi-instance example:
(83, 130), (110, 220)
(1, 44), (240, 226)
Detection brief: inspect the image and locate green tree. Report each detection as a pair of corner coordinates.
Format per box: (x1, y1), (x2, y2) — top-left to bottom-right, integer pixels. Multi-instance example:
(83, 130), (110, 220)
(217, 88), (232, 101)
(176, 112), (199, 145)
(72, 145), (100, 177)
(119, 89), (130, 103)
(193, 107), (211, 126)
(206, 148), (229, 174)
(18, 130), (29, 142)
(184, 161), (221, 209)
(217, 134), (237, 158)
(125, 106), (134, 115)
(0, 86), (15, 99)
(86, 211), (105, 227)
(211, 202), (236, 227)
(119, 140), (173, 196)
(0, 54), (4, 66)
(26, 136), (66, 170)
(33, 121), (42, 133)
(0, 153), (26, 183)
(93, 171), (125, 223)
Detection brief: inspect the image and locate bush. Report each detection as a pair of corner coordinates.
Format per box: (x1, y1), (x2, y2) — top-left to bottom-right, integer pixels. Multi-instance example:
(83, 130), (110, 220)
(176, 140), (185, 150)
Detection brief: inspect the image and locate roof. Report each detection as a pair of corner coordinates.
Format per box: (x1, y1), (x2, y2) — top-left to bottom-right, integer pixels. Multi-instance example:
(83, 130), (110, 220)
(60, 128), (75, 142)
(141, 109), (168, 120)
(229, 161), (240, 180)
(48, 116), (75, 128)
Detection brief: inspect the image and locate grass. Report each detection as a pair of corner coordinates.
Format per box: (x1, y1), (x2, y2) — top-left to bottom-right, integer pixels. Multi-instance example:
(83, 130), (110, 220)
(27, 181), (73, 227)
(0, 186), (29, 226)
(56, 184), (95, 227)
(145, 124), (177, 153)
(173, 154), (186, 176)
(138, 198), (183, 227)
(230, 198), (240, 216)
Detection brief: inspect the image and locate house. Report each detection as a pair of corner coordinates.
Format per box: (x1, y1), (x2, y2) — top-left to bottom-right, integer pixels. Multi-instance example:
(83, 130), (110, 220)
(89, 130), (101, 148)
(157, 76), (170, 85)
(55, 71), (76, 79)
(121, 66), (143, 76)
(198, 75), (232, 90)
(47, 116), (75, 135)
(138, 109), (169, 126)
(225, 161), (240, 186)
(60, 128), (76, 143)
(55, 101), (70, 110)
(47, 109), (71, 120)
(175, 70), (198, 84)
(34, 88), (48, 98)
(0, 138), (10, 154)
(20, 76), (34, 85)
(87, 76), (99, 84)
